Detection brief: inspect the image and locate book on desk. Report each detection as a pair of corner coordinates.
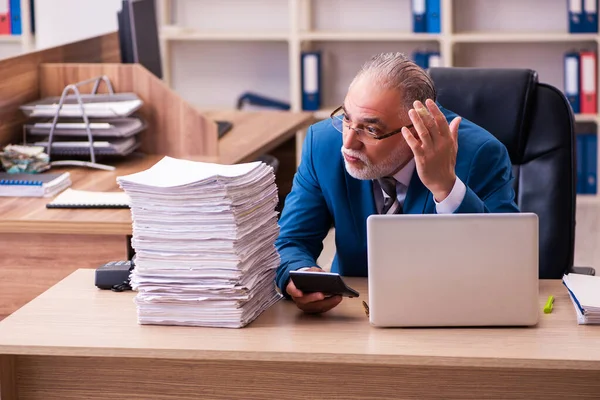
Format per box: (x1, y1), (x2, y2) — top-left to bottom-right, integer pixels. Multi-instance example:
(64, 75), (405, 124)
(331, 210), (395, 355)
(46, 188), (130, 209)
(563, 273), (600, 324)
(0, 172), (71, 197)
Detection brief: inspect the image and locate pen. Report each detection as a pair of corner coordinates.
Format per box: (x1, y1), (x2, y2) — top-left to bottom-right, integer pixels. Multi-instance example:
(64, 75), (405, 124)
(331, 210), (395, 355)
(544, 295), (554, 314)
(362, 301), (369, 318)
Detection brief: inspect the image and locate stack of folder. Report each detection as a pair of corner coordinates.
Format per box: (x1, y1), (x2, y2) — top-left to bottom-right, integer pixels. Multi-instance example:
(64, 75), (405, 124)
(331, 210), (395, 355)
(117, 156), (282, 328)
(563, 273), (600, 325)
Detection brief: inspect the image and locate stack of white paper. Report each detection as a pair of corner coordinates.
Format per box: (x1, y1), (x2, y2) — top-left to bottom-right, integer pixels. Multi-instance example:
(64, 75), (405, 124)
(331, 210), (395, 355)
(562, 273), (600, 325)
(117, 156), (282, 328)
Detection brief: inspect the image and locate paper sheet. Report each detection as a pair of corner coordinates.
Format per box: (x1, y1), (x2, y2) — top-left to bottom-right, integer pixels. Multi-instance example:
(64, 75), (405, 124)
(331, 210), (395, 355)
(118, 155), (282, 328)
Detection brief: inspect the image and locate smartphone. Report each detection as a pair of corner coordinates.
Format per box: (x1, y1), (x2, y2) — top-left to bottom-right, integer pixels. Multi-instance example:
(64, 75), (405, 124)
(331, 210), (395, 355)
(289, 270), (360, 298)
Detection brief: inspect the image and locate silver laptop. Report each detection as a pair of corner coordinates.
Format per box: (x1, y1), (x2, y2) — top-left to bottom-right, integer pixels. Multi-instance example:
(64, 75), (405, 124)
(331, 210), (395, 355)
(366, 213), (539, 327)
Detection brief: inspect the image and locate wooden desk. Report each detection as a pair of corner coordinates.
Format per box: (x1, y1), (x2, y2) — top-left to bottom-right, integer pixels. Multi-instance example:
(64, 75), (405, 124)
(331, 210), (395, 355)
(0, 109), (314, 321)
(0, 270), (599, 400)
(0, 154), (216, 320)
(0, 112), (314, 236)
(203, 109), (314, 164)
(204, 109), (314, 204)
(0, 154), (152, 236)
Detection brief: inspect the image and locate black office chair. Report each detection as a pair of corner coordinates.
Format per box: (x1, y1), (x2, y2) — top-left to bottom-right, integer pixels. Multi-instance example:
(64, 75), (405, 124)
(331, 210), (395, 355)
(429, 67), (595, 278)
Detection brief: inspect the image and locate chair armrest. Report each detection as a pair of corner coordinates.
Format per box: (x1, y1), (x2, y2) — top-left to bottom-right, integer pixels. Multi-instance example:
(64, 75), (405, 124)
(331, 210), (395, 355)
(569, 266), (596, 276)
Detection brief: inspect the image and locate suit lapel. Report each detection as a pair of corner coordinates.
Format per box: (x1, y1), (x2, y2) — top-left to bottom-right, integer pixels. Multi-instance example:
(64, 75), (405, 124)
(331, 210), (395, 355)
(345, 172), (376, 240)
(404, 169), (431, 214)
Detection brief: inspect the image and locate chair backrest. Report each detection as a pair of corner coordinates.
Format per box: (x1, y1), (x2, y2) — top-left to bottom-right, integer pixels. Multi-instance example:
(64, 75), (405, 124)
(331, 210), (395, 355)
(428, 67), (576, 279)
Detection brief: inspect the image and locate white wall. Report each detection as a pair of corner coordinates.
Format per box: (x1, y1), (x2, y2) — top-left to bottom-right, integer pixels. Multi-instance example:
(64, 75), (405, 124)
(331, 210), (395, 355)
(34, 0), (122, 49)
(169, 0), (291, 108)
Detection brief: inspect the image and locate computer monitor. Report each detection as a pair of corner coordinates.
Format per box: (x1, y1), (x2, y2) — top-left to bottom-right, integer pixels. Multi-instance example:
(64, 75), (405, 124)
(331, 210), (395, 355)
(117, 0), (163, 79)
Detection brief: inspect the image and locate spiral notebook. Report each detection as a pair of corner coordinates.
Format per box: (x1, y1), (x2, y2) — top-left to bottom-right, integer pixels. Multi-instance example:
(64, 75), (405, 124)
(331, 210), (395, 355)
(46, 188), (130, 209)
(0, 172), (71, 197)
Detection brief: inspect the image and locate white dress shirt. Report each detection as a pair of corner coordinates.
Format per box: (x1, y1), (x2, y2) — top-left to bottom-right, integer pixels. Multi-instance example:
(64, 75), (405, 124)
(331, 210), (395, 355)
(373, 157), (466, 214)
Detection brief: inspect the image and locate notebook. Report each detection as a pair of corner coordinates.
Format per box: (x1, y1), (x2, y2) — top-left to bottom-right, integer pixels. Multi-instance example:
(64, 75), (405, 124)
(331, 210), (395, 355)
(563, 273), (600, 325)
(0, 172), (71, 197)
(46, 188), (130, 209)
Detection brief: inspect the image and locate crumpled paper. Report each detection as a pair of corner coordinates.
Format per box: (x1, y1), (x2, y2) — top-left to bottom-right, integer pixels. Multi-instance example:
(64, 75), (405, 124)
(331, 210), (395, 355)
(0, 144), (50, 173)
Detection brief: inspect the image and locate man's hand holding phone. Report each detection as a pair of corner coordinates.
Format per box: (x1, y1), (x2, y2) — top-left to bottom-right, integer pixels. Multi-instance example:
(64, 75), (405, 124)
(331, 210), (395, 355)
(286, 267), (343, 314)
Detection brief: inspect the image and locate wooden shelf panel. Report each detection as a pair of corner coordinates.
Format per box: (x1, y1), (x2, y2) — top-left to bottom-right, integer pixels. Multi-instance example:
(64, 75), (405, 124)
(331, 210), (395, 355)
(300, 31), (441, 42)
(453, 32), (599, 43)
(0, 35), (23, 43)
(577, 194), (600, 204)
(161, 25), (289, 41)
(575, 114), (599, 123)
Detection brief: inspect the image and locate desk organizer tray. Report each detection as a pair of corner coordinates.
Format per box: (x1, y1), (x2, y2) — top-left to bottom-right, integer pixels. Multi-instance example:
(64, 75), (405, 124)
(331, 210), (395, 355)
(25, 117), (147, 138)
(20, 93), (143, 118)
(30, 136), (140, 157)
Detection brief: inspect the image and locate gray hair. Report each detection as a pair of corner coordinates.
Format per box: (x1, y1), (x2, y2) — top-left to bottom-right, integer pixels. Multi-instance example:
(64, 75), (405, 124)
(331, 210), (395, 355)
(349, 52), (437, 112)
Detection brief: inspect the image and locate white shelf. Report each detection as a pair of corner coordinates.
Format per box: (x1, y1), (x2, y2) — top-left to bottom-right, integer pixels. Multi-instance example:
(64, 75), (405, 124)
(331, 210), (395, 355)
(575, 114), (599, 123)
(299, 31), (441, 42)
(0, 0), (35, 58)
(453, 32), (600, 43)
(161, 26), (289, 42)
(577, 194), (600, 205)
(159, 0), (600, 194)
(0, 35), (23, 43)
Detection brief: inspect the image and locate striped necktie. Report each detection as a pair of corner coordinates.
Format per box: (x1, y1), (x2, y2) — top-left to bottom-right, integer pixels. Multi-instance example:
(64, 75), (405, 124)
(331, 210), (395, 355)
(378, 177), (403, 214)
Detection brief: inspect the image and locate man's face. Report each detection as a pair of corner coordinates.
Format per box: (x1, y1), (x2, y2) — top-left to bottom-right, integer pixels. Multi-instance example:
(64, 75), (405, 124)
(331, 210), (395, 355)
(340, 78), (414, 180)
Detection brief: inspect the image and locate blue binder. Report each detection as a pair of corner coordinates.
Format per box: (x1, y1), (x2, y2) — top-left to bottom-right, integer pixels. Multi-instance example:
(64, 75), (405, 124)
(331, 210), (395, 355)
(412, 0), (427, 33)
(583, 0), (598, 32)
(425, 0), (441, 33)
(564, 52), (581, 114)
(577, 134), (586, 194)
(236, 92), (290, 110)
(585, 133), (597, 194)
(569, 0), (584, 33)
(413, 51), (429, 69)
(9, 0), (21, 35)
(301, 51), (321, 111)
(413, 51), (441, 70)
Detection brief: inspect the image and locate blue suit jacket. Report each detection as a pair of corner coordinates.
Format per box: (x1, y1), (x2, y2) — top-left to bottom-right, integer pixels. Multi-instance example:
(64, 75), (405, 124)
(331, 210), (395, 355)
(274, 105), (519, 292)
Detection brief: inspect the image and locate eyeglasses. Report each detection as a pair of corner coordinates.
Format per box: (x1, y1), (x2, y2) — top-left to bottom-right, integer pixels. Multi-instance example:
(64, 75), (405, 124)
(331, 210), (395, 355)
(330, 105), (413, 146)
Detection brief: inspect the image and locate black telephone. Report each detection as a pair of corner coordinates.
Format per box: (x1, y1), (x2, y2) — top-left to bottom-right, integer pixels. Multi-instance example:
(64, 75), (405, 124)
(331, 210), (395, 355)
(95, 258), (135, 291)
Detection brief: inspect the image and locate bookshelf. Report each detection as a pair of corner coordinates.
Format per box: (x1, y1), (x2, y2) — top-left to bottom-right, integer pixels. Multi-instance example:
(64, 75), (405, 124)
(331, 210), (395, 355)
(157, 0), (600, 198)
(0, 0), (34, 59)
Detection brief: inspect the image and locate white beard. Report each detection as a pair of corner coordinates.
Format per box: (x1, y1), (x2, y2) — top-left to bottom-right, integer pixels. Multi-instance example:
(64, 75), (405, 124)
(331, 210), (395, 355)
(341, 145), (406, 180)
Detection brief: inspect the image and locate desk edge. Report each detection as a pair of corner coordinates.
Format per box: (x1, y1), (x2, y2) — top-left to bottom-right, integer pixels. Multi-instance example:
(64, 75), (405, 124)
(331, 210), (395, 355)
(0, 345), (598, 371)
(0, 220), (132, 235)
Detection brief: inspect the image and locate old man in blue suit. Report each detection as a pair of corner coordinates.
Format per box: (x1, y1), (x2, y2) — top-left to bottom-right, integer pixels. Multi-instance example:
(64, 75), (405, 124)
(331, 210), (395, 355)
(275, 52), (519, 314)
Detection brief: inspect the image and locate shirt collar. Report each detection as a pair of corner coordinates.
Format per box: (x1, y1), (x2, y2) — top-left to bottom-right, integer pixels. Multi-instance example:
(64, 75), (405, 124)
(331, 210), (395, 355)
(392, 157), (415, 187)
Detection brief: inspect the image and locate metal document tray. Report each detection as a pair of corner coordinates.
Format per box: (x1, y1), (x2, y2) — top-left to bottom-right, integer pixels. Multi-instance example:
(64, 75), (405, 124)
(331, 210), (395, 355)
(20, 93), (143, 118)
